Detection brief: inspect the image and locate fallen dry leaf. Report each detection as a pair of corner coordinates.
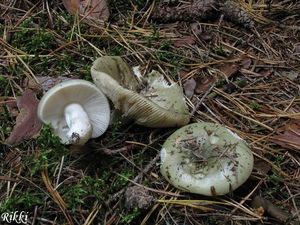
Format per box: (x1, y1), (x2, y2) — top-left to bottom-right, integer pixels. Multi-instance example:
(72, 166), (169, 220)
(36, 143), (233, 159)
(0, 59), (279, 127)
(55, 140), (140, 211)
(172, 35), (196, 47)
(195, 75), (216, 94)
(253, 158), (271, 176)
(5, 89), (42, 146)
(178, 69), (191, 79)
(183, 78), (196, 98)
(251, 196), (289, 223)
(258, 69), (273, 77)
(24, 76), (74, 93)
(217, 63), (239, 78)
(62, 0), (109, 21)
(271, 120), (300, 151)
(240, 57), (252, 69)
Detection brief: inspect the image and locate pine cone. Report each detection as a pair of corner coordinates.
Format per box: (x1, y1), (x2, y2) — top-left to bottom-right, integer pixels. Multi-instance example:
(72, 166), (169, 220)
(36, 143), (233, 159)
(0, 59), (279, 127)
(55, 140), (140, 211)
(221, 1), (255, 28)
(152, 0), (218, 23)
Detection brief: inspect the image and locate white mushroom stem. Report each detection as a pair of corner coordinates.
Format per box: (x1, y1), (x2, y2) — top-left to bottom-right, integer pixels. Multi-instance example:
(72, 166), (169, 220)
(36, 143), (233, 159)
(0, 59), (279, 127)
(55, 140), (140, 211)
(64, 103), (92, 145)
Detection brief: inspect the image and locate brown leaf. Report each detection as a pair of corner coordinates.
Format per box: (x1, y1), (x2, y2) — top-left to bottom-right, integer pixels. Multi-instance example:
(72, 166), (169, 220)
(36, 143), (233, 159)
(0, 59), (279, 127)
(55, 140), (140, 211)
(183, 78), (196, 98)
(62, 0), (109, 21)
(5, 89), (42, 146)
(195, 75), (216, 94)
(24, 76), (74, 93)
(217, 63), (239, 78)
(37, 76), (73, 92)
(258, 69), (273, 77)
(178, 69), (190, 79)
(172, 35), (196, 47)
(251, 196), (289, 222)
(241, 57), (252, 69)
(271, 121), (300, 151)
(253, 158), (271, 176)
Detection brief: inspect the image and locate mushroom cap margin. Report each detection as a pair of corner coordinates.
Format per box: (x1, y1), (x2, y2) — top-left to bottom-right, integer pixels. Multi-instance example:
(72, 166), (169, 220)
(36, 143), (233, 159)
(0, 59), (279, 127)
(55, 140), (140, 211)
(91, 58), (190, 128)
(37, 79), (110, 143)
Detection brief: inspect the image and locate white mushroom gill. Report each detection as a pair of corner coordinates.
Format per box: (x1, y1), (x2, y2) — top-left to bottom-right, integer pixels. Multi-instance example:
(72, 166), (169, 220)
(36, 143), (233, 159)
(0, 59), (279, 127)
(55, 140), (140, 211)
(37, 79), (110, 145)
(64, 103), (92, 145)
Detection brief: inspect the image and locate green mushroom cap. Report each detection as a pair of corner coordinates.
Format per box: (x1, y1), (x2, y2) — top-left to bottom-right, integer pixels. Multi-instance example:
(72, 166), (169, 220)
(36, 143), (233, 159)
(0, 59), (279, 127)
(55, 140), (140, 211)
(160, 122), (254, 196)
(91, 56), (190, 128)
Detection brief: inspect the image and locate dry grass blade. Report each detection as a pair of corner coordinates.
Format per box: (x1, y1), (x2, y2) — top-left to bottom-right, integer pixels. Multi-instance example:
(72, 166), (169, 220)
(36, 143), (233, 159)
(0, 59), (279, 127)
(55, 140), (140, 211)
(41, 169), (74, 225)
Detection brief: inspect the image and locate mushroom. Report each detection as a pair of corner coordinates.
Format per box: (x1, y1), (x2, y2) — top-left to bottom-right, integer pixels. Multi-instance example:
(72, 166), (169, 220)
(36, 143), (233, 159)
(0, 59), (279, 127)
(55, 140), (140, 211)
(91, 56), (190, 127)
(160, 122), (254, 196)
(37, 79), (110, 145)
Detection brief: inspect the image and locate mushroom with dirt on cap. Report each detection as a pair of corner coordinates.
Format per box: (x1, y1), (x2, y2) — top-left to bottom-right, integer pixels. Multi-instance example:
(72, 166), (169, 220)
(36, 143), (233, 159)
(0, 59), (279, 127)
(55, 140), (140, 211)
(91, 56), (190, 128)
(160, 122), (254, 196)
(37, 79), (110, 145)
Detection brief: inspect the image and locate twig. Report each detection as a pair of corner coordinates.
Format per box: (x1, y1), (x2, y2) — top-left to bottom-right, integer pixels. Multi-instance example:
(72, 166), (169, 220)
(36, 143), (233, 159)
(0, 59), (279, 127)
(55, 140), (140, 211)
(190, 83), (216, 117)
(98, 145), (134, 156)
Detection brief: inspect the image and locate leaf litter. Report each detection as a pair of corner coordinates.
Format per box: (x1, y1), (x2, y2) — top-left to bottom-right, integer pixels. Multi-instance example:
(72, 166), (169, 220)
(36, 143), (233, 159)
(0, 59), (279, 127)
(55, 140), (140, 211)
(5, 89), (42, 146)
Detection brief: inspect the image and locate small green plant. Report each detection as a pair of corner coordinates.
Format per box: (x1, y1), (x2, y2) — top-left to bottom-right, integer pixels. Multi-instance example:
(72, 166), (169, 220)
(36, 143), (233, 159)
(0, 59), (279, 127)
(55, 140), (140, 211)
(62, 176), (106, 212)
(216, 79), (226, 88)
(112, 169), (135, 191)
(236, 78), (247, 88)
(63, 183), (88, 212)
(145, 25), (160, 47)
(0, 105), (13, 137)
(108, 45), (126, 56)
(0, 76), (7, 88)
(249, 102), (262, 110)
(36, 124), (64, 150)
(121, 208), (141, 224)
(214, 46), (227, 56)
(0, 192), (44, 213)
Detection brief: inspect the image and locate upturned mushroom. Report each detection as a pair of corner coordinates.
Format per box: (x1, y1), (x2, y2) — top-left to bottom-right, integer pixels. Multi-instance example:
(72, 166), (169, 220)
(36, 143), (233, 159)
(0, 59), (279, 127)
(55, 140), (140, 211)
(37, 79), (110, 145)
(160, 122), (254, 196)
(91, 56), (190, 128)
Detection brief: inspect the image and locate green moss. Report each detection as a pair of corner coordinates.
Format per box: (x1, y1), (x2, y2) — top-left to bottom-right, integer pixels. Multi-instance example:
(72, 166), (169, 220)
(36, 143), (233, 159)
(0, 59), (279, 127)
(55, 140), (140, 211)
(112, 169), (135, 191)
(121, 208), (141, 224)
(62, 176), (106, 212)
(11, 18), (55, 55)
(0, 76), (9, 95)
(108, 45), (126, 56)
(0, 192), (44, 213)
(29, 125), (67, 176)
(249, 102), (262, 110)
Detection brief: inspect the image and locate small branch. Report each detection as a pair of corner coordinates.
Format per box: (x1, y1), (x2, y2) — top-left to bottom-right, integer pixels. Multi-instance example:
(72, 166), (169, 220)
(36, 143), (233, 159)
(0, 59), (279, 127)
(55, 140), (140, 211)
(98, 145), (134, 156)
(190, 83), (216, 118)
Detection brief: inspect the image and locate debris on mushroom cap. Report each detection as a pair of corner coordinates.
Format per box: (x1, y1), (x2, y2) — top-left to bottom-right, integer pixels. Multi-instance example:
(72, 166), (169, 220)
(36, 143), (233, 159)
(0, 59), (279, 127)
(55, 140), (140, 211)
(37, 79), (110, 145)
(160, 122), (254, 196)
(91, 56), (190, 128)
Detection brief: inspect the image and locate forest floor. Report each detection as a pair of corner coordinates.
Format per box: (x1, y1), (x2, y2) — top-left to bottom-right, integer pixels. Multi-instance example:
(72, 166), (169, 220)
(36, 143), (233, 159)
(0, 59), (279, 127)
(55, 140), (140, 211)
(0, 0), (300, 224)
